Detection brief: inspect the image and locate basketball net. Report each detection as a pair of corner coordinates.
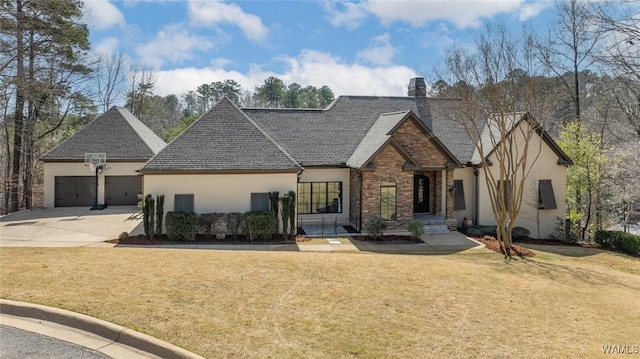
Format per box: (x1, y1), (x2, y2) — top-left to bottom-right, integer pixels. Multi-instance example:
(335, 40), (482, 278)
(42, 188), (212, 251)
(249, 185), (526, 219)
(89, 162), (98, 173)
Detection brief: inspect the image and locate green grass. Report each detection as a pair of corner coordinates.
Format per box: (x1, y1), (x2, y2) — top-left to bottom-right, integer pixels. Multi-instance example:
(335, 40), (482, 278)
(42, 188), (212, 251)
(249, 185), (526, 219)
(1, 246), (639, 358)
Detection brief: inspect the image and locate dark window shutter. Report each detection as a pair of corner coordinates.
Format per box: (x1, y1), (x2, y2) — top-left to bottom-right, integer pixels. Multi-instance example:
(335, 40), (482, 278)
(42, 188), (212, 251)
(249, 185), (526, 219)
(175, 194), (194, 212)
(453, 180), (465, 210)
(251, 193), (270, 212)
(539, 180), (557, 209)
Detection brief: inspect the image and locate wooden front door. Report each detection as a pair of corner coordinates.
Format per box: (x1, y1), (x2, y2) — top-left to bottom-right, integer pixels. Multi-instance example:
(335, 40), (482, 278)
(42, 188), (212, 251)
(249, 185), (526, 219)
(414, 175), (430, 213)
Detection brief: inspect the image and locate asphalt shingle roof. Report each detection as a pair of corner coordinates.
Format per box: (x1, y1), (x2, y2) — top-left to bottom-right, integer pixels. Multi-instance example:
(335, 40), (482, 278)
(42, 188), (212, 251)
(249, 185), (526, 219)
(141, 98), (301, 172)
(41, 106), (166, 161)
(246, 96), (473, 166)
(347, 111), (410, 169)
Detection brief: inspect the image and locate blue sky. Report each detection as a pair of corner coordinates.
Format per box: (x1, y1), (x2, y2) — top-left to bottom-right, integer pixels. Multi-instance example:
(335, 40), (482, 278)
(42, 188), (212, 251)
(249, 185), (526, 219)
(82, 0), (555, 98)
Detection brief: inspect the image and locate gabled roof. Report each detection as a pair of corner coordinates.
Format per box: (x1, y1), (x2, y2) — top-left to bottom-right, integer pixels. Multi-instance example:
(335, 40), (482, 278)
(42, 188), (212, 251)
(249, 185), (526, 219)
(470, 112), (573, 166)
(347, 110), (460, 170)
(41, 106), (166, 162)
(141, 97), (302, 173)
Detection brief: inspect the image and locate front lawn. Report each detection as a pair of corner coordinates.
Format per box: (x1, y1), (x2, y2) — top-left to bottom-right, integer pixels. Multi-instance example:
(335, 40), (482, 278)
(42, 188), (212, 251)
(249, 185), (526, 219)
(1, 247), (638, 358)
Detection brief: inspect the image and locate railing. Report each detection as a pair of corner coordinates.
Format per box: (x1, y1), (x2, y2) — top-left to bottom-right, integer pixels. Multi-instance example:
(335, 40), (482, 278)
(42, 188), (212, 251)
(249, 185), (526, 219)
(297, 216), (360, 237)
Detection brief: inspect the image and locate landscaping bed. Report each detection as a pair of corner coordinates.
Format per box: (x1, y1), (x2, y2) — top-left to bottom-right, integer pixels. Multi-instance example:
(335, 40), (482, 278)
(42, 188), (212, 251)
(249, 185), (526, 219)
(352, 235), (424, 244)
(108, 234), (296, 245)
(473, 235), (535, 257)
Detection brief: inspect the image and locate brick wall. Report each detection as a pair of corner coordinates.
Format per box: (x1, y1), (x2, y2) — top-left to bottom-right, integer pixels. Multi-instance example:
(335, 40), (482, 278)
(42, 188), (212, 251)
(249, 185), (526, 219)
(393, 119), (448, 168)
(361, 144), (413, 229)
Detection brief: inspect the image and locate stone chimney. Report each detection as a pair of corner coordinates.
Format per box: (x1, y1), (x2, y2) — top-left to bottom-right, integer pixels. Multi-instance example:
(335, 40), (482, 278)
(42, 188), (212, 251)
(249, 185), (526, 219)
(408, 77), (427, 97)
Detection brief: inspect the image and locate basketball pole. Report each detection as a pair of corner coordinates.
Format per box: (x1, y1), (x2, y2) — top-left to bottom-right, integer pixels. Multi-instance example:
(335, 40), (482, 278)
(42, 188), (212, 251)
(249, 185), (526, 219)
(90, 164), (106, 210)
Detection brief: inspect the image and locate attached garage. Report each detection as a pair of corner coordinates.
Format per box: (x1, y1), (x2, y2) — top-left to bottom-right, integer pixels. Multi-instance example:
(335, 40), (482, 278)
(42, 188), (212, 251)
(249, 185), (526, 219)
(105, 176), (141, 206)
(54, 176), (96, 207)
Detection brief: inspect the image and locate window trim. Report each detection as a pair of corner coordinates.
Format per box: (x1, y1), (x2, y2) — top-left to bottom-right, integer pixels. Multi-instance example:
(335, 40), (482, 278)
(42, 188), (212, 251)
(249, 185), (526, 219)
(297, 181), (343, 214)
(380, 179), (397, 221)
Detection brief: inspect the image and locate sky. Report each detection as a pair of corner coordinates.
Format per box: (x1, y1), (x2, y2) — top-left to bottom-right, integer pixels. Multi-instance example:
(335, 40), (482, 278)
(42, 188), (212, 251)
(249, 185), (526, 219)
(82, 0), (556, 99)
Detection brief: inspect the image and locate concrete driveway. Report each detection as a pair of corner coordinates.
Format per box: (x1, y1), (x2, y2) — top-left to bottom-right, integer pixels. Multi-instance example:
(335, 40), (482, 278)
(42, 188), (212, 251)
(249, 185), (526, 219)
(0, 207), (142, 247)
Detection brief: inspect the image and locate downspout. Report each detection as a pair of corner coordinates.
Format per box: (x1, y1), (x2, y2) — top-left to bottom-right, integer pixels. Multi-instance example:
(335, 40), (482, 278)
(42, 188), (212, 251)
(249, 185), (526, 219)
(473, 166), (479, 225)
(358, 171), (363, 232)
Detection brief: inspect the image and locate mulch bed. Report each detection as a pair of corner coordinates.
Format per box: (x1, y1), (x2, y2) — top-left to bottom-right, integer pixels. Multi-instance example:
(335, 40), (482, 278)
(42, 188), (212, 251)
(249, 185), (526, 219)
(107, 234), (296, 245)
(354, 235), (424, 244)
(473, 235), (535, 257)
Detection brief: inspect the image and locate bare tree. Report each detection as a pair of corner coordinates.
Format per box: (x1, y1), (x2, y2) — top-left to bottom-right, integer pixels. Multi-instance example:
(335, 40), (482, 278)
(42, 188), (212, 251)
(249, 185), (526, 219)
(439, 24), (551, 259)
(94, 51), (126, 111)
(125, 63), (156, 117)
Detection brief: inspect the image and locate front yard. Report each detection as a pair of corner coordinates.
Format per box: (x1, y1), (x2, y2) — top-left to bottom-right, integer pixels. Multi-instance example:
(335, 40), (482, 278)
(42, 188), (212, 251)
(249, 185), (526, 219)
(1, 247), (639, 358)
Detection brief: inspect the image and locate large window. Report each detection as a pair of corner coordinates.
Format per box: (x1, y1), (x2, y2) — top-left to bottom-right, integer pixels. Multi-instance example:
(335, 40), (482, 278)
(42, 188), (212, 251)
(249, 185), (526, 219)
(380, 179), (397, 221)
(297, 182), (342, 214)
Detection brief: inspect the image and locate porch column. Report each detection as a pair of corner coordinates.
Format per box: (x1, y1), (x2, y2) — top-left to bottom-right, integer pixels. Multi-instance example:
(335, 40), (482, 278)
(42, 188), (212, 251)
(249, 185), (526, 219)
(441, 170), (446, 216)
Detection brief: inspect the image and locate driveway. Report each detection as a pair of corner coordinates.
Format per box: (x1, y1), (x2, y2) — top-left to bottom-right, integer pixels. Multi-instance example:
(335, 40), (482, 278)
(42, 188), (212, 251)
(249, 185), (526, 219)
(0, 207), (142, 247)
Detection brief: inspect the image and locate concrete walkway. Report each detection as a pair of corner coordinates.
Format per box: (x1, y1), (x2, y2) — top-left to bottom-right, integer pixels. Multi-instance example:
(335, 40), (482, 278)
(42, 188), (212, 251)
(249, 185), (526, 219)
(0, 299), (204, 359)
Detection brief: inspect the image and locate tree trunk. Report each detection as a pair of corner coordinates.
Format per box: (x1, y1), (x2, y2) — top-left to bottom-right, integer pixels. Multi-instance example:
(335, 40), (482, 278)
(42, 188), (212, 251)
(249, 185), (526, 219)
(9, 0), (25, 213)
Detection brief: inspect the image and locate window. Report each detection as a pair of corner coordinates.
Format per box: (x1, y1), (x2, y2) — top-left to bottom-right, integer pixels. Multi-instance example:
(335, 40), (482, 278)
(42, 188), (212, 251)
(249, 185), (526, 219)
(297, 182), (342, 214)
(453, 180), (465, 210)
(251, 193), (271, 212)
(380, 179), (397, 221)
(538, 180), (557, 209)
(174, 194), (194, 212)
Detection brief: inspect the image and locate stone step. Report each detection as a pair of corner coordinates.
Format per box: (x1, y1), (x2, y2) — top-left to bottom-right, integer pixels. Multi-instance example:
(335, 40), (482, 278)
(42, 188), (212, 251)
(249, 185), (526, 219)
(423, 224), (450, 234)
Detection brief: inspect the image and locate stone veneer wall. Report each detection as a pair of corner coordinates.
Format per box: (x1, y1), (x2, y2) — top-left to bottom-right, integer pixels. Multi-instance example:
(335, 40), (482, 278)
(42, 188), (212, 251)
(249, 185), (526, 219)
(349, 168), (362, 230)
(393, 120), (448, 167)
(361, 145), (413, 229)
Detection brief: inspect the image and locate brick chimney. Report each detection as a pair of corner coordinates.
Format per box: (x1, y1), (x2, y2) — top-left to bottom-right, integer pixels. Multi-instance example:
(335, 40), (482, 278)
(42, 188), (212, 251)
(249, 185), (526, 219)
(408, 77), (427, 97)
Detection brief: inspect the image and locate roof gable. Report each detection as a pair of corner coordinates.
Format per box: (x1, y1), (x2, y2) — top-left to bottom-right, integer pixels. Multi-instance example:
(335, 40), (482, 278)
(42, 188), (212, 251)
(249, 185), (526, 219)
(141, 97), (302, 172)
(347, 110), (460, 170)
(41, 106), (166, 161)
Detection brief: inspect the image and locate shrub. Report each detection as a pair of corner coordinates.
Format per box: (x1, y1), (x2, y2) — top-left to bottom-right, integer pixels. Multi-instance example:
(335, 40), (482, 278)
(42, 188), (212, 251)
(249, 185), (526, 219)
(155, 195), (164, 239)
(466, 228), (484, 237)
(595, 230), (640, 255)
(365, 217), (387, 239)
(243, 211), (277, 241)
(197, 213), (224, 238)
(166, 211), (198, 242)
(549, 217), (579, 243)
(512, 227), (531, 240)
(407, 221), (425, 238)
(225, 213), (244, 240)
(118, 232), (129, 241)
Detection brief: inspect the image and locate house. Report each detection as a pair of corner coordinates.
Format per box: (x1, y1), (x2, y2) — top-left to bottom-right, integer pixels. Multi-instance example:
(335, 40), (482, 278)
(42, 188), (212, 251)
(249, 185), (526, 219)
(41, 106), (166, 208)
(140, 78), (571, 239)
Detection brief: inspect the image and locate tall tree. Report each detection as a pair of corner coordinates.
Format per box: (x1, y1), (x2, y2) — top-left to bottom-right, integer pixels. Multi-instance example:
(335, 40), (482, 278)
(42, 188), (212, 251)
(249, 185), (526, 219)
(125, 63), (155, 117)
(440, 24), (553, 259)
(254, 76), (285, 107)
(93, 51), (126, 112)
(1, 0), (91, 211)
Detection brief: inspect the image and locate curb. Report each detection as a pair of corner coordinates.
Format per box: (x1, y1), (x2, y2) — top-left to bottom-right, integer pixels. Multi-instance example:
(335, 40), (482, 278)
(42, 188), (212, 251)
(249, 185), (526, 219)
(0, 299), (205, 359)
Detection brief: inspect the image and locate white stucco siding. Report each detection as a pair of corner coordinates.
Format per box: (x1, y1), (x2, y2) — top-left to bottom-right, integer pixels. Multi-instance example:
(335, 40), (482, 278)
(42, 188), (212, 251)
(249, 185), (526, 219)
(476, 121), (568, 239)
(43, 162), (144, 208)
(453, 167), (476, 225)
(142, 173), (297, 215)
(297, 168), (350, 219)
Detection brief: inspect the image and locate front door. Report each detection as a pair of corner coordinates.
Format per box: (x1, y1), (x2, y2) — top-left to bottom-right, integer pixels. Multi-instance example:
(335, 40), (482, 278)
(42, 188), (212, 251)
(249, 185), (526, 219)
(414, 175), (430, 213)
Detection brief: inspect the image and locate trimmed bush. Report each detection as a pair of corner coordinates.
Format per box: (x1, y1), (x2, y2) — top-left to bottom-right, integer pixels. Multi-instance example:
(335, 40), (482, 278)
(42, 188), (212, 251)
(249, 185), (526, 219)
(225, 213), (244, 240)
(407, 221), (425, 239)
(155, 195), (164, 239)
(365, 217), (387, 239)
(466, 228), (484, 237)
(166, 211), (198, 242)
(197, 213), (224, 238)
(512, 227), (531, 240)
(595, 230), (640, 255)
(243, 211), (277, 241)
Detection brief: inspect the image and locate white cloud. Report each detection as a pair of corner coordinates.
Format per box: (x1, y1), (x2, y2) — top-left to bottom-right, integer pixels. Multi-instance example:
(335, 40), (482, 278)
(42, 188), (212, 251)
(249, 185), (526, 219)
(151, 50), (417, 98)
(188, 0), (268, 42)
(323, 1), (369, 29)
(326, 0), (548, 29)
(136, 25), (214, 68)
(519, 2), (552, 21)
(93, 37), (120, 55)
(357, 33), (399, 66)
(82, 0), (125, 30)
